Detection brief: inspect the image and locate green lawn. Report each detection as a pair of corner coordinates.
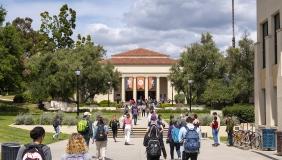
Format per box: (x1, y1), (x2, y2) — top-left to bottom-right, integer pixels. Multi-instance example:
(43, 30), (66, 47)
(0, 115), (69, 145)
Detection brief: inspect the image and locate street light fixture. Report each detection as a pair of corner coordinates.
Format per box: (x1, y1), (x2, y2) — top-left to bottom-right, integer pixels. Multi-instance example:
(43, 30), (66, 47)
(171, 82), (174, 106)
(75, 68), (81, 117)
(188, 79), (194, 113)
(107, 81), (111, 107)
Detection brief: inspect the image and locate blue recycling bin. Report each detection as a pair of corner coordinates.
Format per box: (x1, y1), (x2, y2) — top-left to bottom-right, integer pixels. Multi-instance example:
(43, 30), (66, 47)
(262, 128), (276, 150)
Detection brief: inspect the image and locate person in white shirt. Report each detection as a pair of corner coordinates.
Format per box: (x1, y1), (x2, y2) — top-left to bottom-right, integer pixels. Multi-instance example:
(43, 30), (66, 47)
(178, 116), (201, 160)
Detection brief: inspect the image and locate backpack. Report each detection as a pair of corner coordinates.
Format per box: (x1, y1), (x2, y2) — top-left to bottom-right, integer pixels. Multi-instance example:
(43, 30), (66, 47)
(132, 107), (138, 115)
(146, 125), (161, 157)
(77, 120), (88, 133)
(22, 144), (45, 160)
(171, 127), (180, 143)
(65, 154), (85, 160)
(95, 124), (107, 141)
(184, 127), (200, 153)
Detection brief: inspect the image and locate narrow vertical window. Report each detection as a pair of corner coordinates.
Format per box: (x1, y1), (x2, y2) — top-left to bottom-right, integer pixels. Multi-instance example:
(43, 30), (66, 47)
(274, 13), (280, 64)
(262, 22), (268, 68)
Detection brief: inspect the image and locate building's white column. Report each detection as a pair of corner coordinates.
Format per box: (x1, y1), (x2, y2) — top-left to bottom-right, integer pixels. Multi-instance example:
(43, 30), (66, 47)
(133, 77), (137, 101)
(167, 78), (172, 102)
(121, 77), (125, 102)
(145, 77), (149, 100)
(254, 42), (263, 127)
(277, 29), (282, 130)
(156, 77), (160, 102)
(111, 89), (115, 102)
(265, 35), (275, 127)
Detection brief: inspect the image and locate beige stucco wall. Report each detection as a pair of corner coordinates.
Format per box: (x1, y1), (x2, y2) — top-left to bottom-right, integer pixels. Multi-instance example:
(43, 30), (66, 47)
(255, 0), (282, 130)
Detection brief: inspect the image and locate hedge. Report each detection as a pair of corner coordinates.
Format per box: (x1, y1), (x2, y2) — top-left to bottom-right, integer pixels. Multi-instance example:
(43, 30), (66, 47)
(222, 104), (255, 123)
(159, 103), (173, 108)
(174, 94), (185, 104)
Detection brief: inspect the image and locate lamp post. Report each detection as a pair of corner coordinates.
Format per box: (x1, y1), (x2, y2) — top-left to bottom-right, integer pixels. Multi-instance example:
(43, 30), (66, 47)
(171, 82), (174, 106)
(75, 68), (81, 117)
(188, 79), (194, 113)
(107, 81), (111, 107)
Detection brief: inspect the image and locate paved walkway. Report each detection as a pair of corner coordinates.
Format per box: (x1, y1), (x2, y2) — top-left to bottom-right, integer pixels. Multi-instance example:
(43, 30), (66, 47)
(49, 138), (280, 160)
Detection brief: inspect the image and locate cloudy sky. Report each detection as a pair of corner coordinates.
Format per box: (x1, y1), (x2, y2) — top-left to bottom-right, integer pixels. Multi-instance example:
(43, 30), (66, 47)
(1, 0), (257, 58)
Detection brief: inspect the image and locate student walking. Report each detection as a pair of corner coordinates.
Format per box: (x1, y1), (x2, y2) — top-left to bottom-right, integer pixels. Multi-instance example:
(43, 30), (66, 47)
(123, 113), (133, 145)
(132, 104), (139, 125)
(225, 115), (235, 146)
(211, 116), (220, 146)
(179, 116), (201, 160)
(52, 115), (61, 140)
(143, 121), (165, 160)
(168, 121), (181, 160)
(77, 112), (93, 146)
(16, 126), (52, 160)
(93, 116), (109, 160)
(109, 115), (120, 142)
(61, 133), (91, 160)
(213, 112), (221, 144)
(142, 104), (146, 117)
(193, 114), (200, 128)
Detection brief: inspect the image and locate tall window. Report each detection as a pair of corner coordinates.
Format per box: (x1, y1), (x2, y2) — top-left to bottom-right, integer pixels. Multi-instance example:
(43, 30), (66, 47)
(274, 13), (280, 64)
(262, 22), (268, 68)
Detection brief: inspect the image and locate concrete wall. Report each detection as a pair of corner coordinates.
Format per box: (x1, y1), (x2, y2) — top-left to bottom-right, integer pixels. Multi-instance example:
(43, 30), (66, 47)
(255, 0), (282, 130)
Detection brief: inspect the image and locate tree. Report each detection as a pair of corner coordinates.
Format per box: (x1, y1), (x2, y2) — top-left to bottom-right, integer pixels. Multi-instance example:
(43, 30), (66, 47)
(203, 79), (234, 108)
(0, 5), (7, 26)
(40, 4), (76, 49)
(27, 42), (119, 102)
(169, 33), (222, 103)
(226, 33), (254, 103)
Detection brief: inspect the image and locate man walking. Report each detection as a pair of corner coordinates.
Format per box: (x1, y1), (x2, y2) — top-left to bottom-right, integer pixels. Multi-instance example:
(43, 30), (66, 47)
(109, 115), (120, 142)
(77, 112), (93, 146)
(132, 104), (139, 125)
(179, 116), (201, 160)
(225, 115), (235, 146)
(16, 126), (52, 160)
(93, 116), (109, 160)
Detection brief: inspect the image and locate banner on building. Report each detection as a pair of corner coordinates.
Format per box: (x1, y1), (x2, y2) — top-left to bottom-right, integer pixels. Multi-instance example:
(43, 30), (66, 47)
(126, 77), (133, 90)
(148, 77), (156, 90)
(137, 77), (145, 90)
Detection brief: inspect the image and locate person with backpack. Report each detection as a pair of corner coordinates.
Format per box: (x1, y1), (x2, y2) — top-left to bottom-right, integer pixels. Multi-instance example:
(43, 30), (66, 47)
(167, 121), (181, 160)
(123, 113), (133, 145)
(109, 115), (120, 142)
(143, 120), (165, 160)
(148, 114), (167, 159)
(211, 116), (219, 147)
(178, 116), (201, 160)
(52, 115), (61, 140)
(16, 126), (52, 160)
(93, 116), (109, 160)
(131, 104), (139, 125)
(61, 133), (91, 160)
(77, 112), (93, 146)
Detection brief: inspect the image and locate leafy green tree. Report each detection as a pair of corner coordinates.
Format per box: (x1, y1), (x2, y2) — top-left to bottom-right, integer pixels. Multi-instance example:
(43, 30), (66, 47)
(40, 4), (76, 49)
(169, 33), (222, 103)
(0, 5), (7, 26)
(226, 33), (254, 103)
(203, 79), (234, 108)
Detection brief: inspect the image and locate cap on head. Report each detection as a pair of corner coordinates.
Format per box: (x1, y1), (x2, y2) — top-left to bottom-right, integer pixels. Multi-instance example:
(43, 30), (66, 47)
(83, 112), (92, 116)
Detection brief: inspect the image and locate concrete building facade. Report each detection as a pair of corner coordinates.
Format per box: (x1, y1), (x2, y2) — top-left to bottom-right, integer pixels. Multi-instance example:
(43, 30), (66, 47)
(95, 48), (177, 103)
(255, 0), (282, 130)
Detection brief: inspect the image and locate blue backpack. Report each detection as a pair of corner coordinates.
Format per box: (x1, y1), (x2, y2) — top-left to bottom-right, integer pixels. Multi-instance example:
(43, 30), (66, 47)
(184, 127), (200, 153)
(171, 127), (180, 143)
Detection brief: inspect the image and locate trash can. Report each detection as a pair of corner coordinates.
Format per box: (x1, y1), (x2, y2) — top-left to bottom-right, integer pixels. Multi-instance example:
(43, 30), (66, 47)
(277, 131), (282, 156)
(262, 128), (276, 150)
(1, 143), (21, 160)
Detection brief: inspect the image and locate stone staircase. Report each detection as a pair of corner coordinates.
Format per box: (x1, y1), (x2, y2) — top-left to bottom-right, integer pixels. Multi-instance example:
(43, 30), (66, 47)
(108, 127), (168, 138)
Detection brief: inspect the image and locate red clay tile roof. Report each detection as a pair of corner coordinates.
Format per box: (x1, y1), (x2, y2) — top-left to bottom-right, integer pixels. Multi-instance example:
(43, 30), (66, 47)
(103, 48), (177, 65)
(112, 48), (169, 57)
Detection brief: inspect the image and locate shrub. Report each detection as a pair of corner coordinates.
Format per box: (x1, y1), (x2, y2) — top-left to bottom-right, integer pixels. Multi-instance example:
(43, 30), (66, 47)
(62, 116), (78, 126)
(22, 91), (35, 103)
(174, 94), (185, 104)
(99, 100), (117, 107)
(222, 104), (255, 123)
(159, 103), (173, 108)
(0, 104), (29, 114)
(198, 114), (213, 126)
(13, 94), (25, 103)
(40, 112), (54, 125)
(15, 114), (26, 125)
(23, 114), (34, 125)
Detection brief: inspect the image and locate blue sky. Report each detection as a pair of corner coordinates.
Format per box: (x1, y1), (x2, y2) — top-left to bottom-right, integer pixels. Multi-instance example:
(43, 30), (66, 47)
(1, 0), (256, 58)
